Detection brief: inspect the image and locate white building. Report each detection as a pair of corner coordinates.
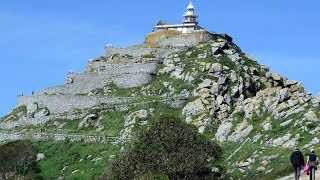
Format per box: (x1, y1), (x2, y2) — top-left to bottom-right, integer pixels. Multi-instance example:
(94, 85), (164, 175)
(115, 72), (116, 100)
(154, 1), (203, 34)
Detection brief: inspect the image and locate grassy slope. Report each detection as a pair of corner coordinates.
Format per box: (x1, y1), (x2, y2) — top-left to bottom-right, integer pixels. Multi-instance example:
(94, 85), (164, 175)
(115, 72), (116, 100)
(29, 141), (120, 179)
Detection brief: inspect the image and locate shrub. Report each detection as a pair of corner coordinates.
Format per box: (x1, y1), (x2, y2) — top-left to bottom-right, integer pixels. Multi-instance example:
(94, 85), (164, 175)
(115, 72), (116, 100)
(101, 116), (223, 180)
(0, 140), (37, 176)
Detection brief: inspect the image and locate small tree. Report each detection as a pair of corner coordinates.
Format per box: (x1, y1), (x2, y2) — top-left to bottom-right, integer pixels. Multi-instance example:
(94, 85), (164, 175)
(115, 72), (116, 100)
(101, 116), (223, 180)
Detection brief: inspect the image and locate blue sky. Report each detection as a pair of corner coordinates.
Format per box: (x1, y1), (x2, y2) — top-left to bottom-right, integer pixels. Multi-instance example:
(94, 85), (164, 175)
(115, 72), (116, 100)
(0, 0), (319, 116)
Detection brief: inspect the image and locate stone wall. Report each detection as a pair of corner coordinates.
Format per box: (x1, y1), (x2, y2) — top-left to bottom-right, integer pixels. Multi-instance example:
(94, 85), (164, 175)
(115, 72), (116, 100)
(85, 61), (157, 74)
(145, 30), (221, 48)
(105, 44), (185, 60)
(37, 62), (157, 95)
(105, 44), (154, 57)
(0, 131), (111, 143)
(18, 95), (134, 114)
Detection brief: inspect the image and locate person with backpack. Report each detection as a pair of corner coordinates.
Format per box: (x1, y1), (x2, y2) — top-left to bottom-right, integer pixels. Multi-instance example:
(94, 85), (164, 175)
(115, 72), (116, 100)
(306, 149), (319, 180)
(291, 147), (305, 180)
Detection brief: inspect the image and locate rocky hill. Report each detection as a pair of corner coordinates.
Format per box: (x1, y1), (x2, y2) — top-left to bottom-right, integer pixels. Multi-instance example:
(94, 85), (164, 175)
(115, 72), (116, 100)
(1, 30), (320, 179)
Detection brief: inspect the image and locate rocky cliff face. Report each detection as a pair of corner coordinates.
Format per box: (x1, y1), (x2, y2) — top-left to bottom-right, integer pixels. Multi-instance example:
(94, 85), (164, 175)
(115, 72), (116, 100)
(1, 30), (319, 179)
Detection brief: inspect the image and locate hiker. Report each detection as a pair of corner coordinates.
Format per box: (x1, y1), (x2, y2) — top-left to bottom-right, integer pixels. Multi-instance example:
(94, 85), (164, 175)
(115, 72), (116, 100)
(306, 149), (319, 180)
(291, 147), (305, 180)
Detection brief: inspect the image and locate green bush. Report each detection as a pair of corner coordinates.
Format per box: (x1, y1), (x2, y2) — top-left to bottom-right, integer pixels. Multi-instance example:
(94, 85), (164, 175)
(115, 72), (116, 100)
(0, 140), (37, 175)
(101, 116), (223, 180)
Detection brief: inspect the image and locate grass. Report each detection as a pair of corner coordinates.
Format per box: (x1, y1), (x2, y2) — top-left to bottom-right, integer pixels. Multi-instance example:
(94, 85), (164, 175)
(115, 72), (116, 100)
(28, 141), (120, 179)
(0, 105), (27, 122)
(219, 54), (236, 71)
(109, 86), (141, 97)
(100, 111), (126, 137)
(221, 141), (293, 179)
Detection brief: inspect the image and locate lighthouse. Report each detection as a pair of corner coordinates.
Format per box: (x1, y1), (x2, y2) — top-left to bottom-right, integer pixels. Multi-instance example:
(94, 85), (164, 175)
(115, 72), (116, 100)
(154, 1), (203, 34)
(183, 2), (198, 24)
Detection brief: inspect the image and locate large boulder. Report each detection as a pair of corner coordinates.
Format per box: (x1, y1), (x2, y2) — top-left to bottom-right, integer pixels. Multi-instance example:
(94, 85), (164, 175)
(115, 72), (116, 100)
(260, 118), (272, 131)
(170, 67), (184, 79)
(182, 99), (206, 117)
(34, 108), (50, 118)
(36, 153), (45, 161)
(215, 120), (233, 142)
(303, 110), (319, 122)
(211, 63), (223, 73)
(267, 133), (297, 148)
(284, 79), (298, 87)
(312, 93), (320, 107)
(278, 88), (290, 103)
(228, 120), (253, 142)
(27, 103), (38, 117)
(124, 109), (148, 127)
(271, 73), (282, 81)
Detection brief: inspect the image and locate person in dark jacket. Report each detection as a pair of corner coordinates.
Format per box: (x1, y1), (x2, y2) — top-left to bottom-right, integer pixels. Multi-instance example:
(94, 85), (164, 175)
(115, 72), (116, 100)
(306, 149), (319, 180)
(291, 148), (305, 180)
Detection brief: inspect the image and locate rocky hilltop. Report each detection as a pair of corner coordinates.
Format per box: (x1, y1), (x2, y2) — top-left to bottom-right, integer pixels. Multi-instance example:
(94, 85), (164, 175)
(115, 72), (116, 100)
(1, 30), (320, 179)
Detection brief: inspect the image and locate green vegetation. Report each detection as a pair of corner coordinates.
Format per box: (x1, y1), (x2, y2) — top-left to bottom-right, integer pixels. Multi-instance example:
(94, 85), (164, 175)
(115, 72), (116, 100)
(219, 54), (236, 71)
(28, 141), (120, 179)
(106, 82), (144, 97)
(141, 53), (156, 59)
(0, 140), (37, 177)
(0, 105), (27, 122)
(101, 116), (223, 179)
(222, 141), (292, 179)
(100, 111), (126, 137)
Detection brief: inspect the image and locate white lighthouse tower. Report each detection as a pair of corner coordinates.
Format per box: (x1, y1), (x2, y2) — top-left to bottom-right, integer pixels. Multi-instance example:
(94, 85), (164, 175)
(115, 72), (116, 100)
(154, 1), (202, 33)
(183, 1), (198, 24)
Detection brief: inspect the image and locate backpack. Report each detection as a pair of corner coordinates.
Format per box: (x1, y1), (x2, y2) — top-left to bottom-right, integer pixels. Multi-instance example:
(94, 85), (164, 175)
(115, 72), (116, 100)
(291, 151), (303, 166)
(308, 153), (317, 167)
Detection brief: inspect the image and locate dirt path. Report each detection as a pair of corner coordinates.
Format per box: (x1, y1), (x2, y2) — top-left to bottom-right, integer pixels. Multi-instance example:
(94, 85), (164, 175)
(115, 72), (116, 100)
(278, 167), (320, 180)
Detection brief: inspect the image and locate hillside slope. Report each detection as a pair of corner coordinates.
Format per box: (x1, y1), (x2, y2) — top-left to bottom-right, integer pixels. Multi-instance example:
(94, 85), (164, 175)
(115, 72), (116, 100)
(1, 31), (320, 179)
